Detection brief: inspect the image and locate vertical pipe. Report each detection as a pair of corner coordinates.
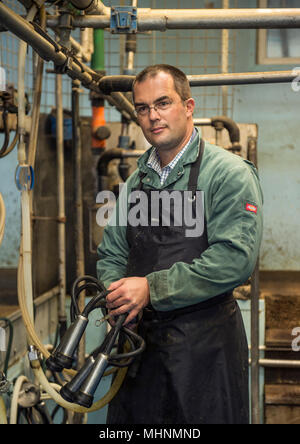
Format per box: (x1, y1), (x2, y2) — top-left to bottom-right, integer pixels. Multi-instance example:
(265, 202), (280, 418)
(71, 80), (86, 369)
(251, 260), (260, 424)
(91, 29), (105, 72)
(125, 0), (138, 74)
(80, 28), (94, 63)
(91, 29), (107, 152)
(56, 73), (67, 331)
(221, 0), (229, 116)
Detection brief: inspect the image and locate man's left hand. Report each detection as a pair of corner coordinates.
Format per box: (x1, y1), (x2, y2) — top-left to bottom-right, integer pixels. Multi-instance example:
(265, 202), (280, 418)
(106, 277), (150, 325)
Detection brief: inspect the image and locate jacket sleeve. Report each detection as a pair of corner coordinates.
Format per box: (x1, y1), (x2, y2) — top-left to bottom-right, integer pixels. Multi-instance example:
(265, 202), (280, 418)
(147, 161), (264, 311)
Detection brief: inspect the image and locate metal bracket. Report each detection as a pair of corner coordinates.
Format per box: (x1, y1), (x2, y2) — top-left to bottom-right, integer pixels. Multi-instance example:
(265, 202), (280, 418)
(110, 6), (137, 34)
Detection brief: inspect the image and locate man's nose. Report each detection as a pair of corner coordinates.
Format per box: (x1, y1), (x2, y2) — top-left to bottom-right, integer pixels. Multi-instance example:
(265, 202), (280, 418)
(148, 106), (160, 120)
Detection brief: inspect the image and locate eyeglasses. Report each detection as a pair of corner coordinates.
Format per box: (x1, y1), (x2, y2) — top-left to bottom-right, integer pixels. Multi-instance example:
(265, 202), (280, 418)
(134, 98), (174, 117)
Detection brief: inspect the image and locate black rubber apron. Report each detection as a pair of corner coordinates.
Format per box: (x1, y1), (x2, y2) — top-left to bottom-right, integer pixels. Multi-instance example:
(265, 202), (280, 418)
(107, 140), (249, 424)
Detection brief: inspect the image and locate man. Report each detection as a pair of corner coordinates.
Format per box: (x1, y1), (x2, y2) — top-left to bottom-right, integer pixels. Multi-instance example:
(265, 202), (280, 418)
(97, 64), (263, 424)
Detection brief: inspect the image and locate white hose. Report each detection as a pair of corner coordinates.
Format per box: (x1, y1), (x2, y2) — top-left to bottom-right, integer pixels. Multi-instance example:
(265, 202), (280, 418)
(18, 5), (38, 323)
(9, 375), (29, 424)
(0, 192), (5, 246)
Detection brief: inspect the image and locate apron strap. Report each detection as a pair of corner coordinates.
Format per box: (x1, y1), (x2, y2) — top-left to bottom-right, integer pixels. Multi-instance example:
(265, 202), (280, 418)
(188, 138), (205, 197)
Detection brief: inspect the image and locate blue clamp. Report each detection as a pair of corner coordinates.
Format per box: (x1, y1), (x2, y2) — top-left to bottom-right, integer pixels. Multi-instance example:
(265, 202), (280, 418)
(15, 165), (34, 191)
(110, 6), (137, 34)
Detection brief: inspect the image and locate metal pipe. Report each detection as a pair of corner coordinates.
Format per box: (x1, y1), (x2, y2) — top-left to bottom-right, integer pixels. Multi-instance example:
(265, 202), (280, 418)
(98, 71), (298, 94)
(47, 9), (300, 30)
(69, 36), (90, 63)
(259, 359), (300, 368)
(187, 71), (298, 87)
(251, 260), (260, 425)
(71, 80), (86, 372)
(110, 92), (138, 124)
(56, 73), (67, 330)
(5, 4), (297, 99)
(221, 0), (229, 116)
(193, 118), (215, 126)
(125, 0), (138, 75)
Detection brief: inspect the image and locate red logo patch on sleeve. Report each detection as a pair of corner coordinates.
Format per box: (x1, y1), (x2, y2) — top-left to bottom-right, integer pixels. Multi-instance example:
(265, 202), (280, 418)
(245, 203), (257, 214)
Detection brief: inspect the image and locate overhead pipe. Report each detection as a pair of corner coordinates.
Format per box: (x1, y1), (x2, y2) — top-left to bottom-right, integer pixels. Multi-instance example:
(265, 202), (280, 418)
(47, 9), (300, 30)
(2, 3), (297, 113)
(98, 70), (298, 94)
(187, 72), (299, 87)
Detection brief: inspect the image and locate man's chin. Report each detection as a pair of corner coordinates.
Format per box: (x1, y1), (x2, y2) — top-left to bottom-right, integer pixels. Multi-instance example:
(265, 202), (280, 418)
(147, 133), (172, 149)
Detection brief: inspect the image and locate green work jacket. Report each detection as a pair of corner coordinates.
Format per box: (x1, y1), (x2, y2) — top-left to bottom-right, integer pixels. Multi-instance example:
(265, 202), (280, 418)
(97, 130), (263, 311)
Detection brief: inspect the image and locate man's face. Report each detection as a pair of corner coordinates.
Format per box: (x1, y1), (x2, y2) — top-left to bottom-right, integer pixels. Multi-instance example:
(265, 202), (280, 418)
(133, 71), (194, 152)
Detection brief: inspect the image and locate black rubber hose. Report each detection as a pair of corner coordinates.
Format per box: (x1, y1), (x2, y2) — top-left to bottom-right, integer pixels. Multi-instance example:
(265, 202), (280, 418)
(108, 327), (145, 361)
(211, 116), (240, 144)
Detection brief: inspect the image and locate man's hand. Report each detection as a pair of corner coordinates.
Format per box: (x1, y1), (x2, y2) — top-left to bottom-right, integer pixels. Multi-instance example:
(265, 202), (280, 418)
(106, 277), (150, 325)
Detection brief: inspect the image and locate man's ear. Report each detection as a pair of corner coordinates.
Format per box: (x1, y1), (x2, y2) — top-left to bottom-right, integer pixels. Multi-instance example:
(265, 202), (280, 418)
(185, 98), (195, 117)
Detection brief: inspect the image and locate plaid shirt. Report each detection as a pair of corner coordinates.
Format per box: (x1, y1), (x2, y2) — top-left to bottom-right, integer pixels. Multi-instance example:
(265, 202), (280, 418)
(147, 128), (197, 185)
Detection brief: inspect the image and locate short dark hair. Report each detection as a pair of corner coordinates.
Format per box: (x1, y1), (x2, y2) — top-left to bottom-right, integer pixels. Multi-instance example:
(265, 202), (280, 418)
(132, 64), (191, 102)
